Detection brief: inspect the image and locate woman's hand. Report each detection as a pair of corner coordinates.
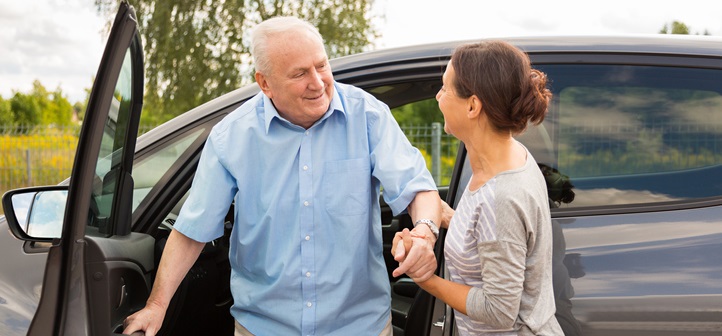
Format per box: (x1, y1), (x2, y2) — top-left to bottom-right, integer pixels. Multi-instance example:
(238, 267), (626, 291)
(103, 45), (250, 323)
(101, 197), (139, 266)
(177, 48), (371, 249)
(440, 200), (455, 229)
(391, 228), (437, 282)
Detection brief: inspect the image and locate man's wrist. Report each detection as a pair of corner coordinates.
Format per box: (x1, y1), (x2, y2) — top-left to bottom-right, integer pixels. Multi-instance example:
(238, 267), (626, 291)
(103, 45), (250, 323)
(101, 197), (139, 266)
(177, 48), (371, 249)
(414, 219), (439, 239)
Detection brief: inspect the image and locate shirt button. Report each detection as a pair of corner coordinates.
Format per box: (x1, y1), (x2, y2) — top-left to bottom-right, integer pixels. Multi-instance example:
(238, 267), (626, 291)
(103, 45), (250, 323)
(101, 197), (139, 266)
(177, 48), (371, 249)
(303, 165), (308, 171)
(305, 131), (310, 136)
(305, 235), (310, 241)
(303, 201), (309, 206)
(306, 302), (312, 307)
(306, 272), (311, 278)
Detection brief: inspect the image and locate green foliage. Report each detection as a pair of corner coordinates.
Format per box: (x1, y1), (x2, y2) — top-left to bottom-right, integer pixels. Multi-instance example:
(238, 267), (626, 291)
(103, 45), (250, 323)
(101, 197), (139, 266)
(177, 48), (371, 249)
(417, 147), (457, 186)
(390, 98), (459, 186)
(47, 89), (74, 126)
(95, 0), (379, 126)
(10, 92), (41, 127)
(391, 98), (458, 154)
(0, 96), (12, 126)
(74, 84), (92, 122)
(4, 81), (75, 131)
(391, 98), (444, 125)
(659, 20), (711, 35)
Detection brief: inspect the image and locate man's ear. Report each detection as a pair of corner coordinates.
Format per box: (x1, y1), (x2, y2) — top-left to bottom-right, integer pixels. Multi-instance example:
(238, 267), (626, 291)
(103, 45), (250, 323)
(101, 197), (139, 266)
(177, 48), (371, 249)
(255, 72), (273, 99)
(467, 95), (482, 119)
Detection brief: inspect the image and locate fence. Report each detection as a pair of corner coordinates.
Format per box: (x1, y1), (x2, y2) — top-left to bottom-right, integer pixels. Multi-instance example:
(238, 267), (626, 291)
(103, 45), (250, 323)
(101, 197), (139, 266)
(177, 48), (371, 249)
(0, 125), (158, 215)
(400, 123), (459, 186)
(0, 123), (458, 215)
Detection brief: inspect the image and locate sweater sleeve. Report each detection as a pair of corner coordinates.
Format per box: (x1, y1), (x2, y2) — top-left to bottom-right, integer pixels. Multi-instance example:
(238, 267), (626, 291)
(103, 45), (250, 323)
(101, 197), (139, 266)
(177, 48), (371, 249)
(466, 239), (527, 329)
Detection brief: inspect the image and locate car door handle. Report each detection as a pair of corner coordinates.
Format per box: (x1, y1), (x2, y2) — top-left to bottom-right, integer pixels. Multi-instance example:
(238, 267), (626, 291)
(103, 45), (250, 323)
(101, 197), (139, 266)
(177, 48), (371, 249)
(117, 282), (127, 309)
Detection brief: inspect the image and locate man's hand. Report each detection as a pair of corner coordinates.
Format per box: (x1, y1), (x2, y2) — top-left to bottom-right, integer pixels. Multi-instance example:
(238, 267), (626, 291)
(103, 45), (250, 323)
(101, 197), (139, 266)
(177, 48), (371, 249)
(122, 301), (166, 336)
(391, 228), (414, 258)
(391, 229), (437, 282)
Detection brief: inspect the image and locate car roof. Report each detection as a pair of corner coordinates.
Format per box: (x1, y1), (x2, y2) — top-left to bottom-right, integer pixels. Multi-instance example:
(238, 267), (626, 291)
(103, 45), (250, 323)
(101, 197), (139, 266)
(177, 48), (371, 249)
(332, 35), (722, 71)
(138, 34), (722, 146)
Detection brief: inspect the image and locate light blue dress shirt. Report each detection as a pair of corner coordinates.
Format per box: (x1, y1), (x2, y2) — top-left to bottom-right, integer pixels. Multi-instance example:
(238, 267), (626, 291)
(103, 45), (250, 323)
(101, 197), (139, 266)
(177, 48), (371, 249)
(173, 82), (436, 335)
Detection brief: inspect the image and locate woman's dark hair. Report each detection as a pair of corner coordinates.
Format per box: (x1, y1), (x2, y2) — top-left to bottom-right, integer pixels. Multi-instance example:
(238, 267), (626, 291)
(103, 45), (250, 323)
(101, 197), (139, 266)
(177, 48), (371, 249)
(450, 40), (552, 134)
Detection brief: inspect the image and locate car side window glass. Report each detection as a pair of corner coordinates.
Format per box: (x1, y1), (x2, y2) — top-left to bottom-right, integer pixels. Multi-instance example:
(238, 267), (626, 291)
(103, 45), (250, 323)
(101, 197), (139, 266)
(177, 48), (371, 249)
(524, 64), (722, 208)
(87, 49), (135, 236)
(390, 98), (459, 187)
(130, 128), (205, 212)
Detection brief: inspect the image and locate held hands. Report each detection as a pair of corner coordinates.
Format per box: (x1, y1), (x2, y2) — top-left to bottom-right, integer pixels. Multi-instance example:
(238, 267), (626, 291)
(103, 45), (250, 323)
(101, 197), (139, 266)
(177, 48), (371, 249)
(391, 227), (437, 283)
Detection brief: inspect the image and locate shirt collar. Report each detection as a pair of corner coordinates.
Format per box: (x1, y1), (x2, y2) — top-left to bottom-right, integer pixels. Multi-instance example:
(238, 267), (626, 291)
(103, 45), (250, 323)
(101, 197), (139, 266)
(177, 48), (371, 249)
(263, 83), (346, 134)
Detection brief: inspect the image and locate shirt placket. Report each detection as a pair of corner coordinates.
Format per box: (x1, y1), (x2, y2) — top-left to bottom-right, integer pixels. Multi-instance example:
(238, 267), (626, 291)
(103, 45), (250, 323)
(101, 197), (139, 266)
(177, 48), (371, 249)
(299, 129), (316, 336)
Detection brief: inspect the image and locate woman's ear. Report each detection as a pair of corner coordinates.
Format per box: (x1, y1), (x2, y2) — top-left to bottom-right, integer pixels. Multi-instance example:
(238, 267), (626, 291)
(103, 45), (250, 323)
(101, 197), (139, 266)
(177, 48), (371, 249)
(467, 95), (482, 119)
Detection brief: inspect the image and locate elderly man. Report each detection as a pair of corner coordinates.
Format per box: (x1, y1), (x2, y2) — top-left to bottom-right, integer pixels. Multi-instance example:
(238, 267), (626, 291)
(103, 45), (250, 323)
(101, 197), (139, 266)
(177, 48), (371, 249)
(124, 16), (440, 336)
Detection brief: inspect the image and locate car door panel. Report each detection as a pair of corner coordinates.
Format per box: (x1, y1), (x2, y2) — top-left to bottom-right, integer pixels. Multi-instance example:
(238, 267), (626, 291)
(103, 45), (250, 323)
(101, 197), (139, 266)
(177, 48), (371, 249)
(84, 234), (154, 334)
(26, 3), (148, 335)
(553, 208), (722, 336)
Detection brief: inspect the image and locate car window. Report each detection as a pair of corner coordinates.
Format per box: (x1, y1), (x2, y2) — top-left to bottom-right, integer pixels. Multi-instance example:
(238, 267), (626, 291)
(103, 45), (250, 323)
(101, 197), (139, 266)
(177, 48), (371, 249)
(87, 48), (135, 236)
(390, 98), (459, 187)
(366, 80), (460, 187)
(130, 128), (205, 212)
(519, 64), (722, 208)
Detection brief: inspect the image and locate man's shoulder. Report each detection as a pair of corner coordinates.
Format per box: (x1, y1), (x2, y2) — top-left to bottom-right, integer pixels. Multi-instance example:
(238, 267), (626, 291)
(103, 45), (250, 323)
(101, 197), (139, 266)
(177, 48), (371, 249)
(212, 92), (263, 136)
(335, 82), (385, 105)
(334, 82), (388, 117)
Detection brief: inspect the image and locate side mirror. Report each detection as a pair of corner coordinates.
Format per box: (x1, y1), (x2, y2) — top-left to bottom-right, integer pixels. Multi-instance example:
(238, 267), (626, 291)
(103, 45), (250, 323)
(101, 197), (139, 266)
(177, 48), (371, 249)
(2, 186), (68, 241)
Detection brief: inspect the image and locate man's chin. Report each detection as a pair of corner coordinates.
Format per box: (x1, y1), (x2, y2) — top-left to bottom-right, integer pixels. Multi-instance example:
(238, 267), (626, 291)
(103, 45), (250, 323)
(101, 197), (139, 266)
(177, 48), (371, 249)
(307, 99), (330, 113)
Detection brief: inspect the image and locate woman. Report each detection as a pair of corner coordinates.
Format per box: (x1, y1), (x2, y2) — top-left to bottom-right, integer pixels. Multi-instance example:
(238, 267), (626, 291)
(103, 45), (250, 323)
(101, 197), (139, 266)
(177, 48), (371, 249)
(393, 41), (563, 335)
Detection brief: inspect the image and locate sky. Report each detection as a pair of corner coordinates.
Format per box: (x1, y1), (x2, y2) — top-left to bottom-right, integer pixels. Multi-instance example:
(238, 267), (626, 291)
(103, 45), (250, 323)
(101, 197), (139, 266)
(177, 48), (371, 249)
(1, 0), (721, 103)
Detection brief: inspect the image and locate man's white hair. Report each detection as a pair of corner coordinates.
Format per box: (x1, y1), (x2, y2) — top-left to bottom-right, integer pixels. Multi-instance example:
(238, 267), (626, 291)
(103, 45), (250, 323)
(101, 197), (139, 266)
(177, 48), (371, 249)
(250, 16), (325, 75)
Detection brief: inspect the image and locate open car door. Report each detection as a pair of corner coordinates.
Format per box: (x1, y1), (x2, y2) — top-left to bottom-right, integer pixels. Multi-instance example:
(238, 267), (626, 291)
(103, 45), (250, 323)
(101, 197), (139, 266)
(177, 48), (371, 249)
(26, 2), (149, 335)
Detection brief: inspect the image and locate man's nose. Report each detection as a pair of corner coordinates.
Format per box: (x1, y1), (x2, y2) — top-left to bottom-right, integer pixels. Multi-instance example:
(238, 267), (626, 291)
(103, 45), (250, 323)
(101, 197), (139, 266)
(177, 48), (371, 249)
(308, 69), (324, 90)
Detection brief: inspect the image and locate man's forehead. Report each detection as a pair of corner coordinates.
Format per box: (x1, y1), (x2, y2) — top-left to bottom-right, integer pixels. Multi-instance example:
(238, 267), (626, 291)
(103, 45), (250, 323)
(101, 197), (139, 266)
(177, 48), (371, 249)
(274, 45), (327, 68)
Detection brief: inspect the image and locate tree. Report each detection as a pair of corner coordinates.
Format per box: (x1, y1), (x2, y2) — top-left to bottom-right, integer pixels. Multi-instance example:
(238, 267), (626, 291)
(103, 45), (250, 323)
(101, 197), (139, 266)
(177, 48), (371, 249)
(0, 96), (13, 127)
(27, 81), (74, 127)
(659, 20), (711, 35)
(659, 21), (690, 34)
(10, 92), (41, 128)
(391, 98), (444, 126)
(74, 84), (93, 122)
(95, 0), (379, 125)
(4, 81), (75, 130)
(47, 89), (74, 126)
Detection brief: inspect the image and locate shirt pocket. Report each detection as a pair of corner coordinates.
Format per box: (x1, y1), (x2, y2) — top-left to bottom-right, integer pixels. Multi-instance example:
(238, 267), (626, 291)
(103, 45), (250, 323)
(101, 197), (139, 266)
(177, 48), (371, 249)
(323, 158), (371, 216)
